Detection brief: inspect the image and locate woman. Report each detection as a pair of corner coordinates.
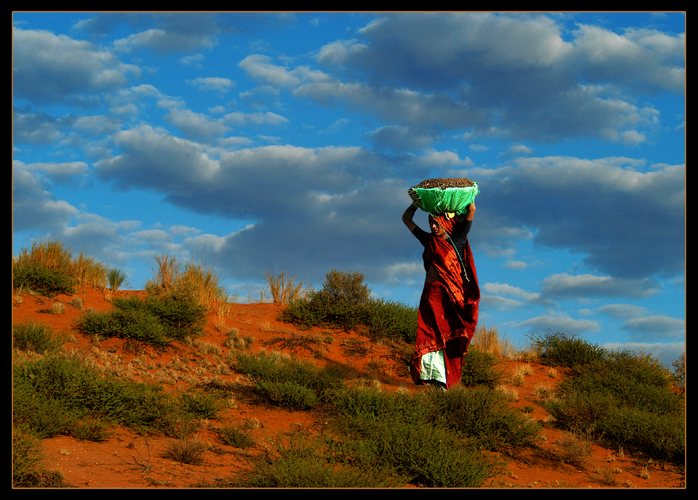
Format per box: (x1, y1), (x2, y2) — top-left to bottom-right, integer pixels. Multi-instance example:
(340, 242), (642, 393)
(402, 201), (480, 390)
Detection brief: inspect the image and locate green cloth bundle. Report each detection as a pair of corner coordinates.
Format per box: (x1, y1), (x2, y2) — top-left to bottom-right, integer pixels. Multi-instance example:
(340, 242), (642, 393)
(408, 178), (479, 214)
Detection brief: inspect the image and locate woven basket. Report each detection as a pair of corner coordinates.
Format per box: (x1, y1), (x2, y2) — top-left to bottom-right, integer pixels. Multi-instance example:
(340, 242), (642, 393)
(408, 177), (479, 214)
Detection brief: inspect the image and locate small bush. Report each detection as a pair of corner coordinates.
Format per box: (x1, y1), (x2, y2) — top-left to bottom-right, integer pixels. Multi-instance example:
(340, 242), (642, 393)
(546, 347), (685, 464)
(75, 294), (207, 345)
(232, 351), (346, 404)
(531, 332), (606, 367)
(13, 353), (184, 438)
(428, 386), (541, 450)
(12, 427), (64, 487)
(163, 440), (208, 465)
(280, 269), (417, 344)
(460, 348), (503, 388)
(228, 430), (404, 488)
(280, 269), (371, 331)
(217, 426), (255, 448)
(13, 322), (63, 353)
(140, 293), (207, 340)
(12, 263), (76, 297)
(255, 380), (320, 409)
(107, 268), (128, 291)
(70, 416), (111, 442)
(329, 388), (493, 487)
(75, 308), (169, 346)
(180, 392), (223, 419)
(364, 299), (418, 343)
(553, 434), (592, 468)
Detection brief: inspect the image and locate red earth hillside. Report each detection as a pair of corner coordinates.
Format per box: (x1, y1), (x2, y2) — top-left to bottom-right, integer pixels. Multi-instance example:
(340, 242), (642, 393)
(11, 286), (686, 489)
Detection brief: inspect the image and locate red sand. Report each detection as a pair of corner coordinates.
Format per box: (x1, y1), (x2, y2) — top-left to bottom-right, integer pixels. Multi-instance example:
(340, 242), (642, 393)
(11, 286), (685, 489)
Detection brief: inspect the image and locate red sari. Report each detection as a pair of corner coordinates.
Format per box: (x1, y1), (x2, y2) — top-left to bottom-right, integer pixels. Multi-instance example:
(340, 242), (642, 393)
(409, 213), (480, 389)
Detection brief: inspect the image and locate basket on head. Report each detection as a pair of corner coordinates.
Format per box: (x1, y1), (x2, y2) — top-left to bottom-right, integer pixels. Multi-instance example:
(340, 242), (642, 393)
(408, 177), (479, 214)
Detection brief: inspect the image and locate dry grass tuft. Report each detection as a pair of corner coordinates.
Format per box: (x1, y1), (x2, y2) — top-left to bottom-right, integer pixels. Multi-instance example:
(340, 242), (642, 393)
(265, 272), (305, 304)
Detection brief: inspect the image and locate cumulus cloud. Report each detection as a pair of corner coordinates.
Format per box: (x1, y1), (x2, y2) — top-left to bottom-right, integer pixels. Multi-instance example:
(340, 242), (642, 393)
(187, 77), (235, 93)
(516, 312), (600, 334)
(165, 108), (230, 141)
(13, 111), (66, 144)
(473, 157), (684, 279)
(540, 273), (660, 300)
(12, 164), (79, 231)
(112, 13), (221, 54)
(13, 27), (139, 103)
(620, 315), (685, 342)
(311, 13), (683, 142)
(18, 161), (89, 184)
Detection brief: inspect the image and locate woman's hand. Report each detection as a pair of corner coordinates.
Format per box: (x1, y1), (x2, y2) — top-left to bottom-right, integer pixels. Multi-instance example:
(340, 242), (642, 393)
(465, 202), (476, 221)
(402, 203), (419, 230)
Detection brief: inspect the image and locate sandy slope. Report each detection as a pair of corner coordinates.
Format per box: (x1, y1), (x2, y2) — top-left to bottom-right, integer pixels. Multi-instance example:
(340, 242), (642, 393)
(11, 286), (685, 489)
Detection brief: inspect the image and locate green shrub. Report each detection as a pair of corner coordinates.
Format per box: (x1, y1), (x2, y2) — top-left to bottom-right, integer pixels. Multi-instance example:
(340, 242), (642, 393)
(328, 389), (493, 487)
(13, 354), (183, 438)
(231, 351), (345, 404)
(13, 322), (63, 353)
(255, 380), (320, 409)
(70, 416), (111, 442)
(75, 294), (207, 345)
(12, 426), (64, 487)
(227, 430), (403, 488)
(12, 263), (76, 297)
(141, 294), (207, 340)
(216, 426), (255, 448)
(280, 269), (418, 344)
(546, 347), (685, 464)
(180, 392), (223, 419)
(460, 348), (503, 388)
(279, 296), (327, 329)
(332, 386), (432, 427)
(428, 386), (541, 449)
(376, 422), (490, 487)
(279, 269), (369, 330)
(163, 440), (208, 465)
(320, 269), (371, 304)
(75, 308), (169, 346)
(364, 299), (418, 343)
(531, 332), (606, 367)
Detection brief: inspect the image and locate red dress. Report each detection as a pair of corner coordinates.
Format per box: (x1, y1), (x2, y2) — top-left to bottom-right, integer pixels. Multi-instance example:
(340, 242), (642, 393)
(409, 213), (480, 389)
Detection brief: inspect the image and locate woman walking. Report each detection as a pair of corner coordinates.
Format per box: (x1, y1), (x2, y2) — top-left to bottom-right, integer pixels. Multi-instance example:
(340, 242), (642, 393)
(402, 201), (480, 390)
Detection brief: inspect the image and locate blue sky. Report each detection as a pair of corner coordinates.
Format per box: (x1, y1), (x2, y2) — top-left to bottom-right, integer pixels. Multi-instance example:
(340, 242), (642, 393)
(12, 11), (685, 367)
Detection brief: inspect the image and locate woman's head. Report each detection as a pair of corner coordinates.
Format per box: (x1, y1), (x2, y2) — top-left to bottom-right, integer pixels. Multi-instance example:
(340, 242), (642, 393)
(428, 212), (457, 237)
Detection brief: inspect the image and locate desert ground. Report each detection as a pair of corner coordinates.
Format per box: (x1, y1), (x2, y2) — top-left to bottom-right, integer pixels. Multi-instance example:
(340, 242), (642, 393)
(11, 286), (686, 490)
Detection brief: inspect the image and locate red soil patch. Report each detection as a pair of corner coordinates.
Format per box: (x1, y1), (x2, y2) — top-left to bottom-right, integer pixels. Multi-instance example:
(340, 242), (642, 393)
(11, 287), (685, 489)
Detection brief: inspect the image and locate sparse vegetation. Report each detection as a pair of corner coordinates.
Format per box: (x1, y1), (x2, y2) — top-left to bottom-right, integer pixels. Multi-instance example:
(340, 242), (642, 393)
(216, 425), (255, 448)
(145, 255), (227, 312)
(12, 240), (109, 296)
(280, 269), (418, 343)
(266, 272), (305, 304)
(163, 439), (208, 465)
(74, 294), (207, 345)
(12, 427), (64, 487)
(460, 348), (504, 388)
(537, 334), (685, 464)
(11, 243), (685, 487)
(107, 268), (128, 292)
(13, 322), (64, 354)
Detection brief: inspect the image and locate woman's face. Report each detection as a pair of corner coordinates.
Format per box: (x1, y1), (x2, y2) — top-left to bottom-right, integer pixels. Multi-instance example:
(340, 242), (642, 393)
(429, 218), (446, 237)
